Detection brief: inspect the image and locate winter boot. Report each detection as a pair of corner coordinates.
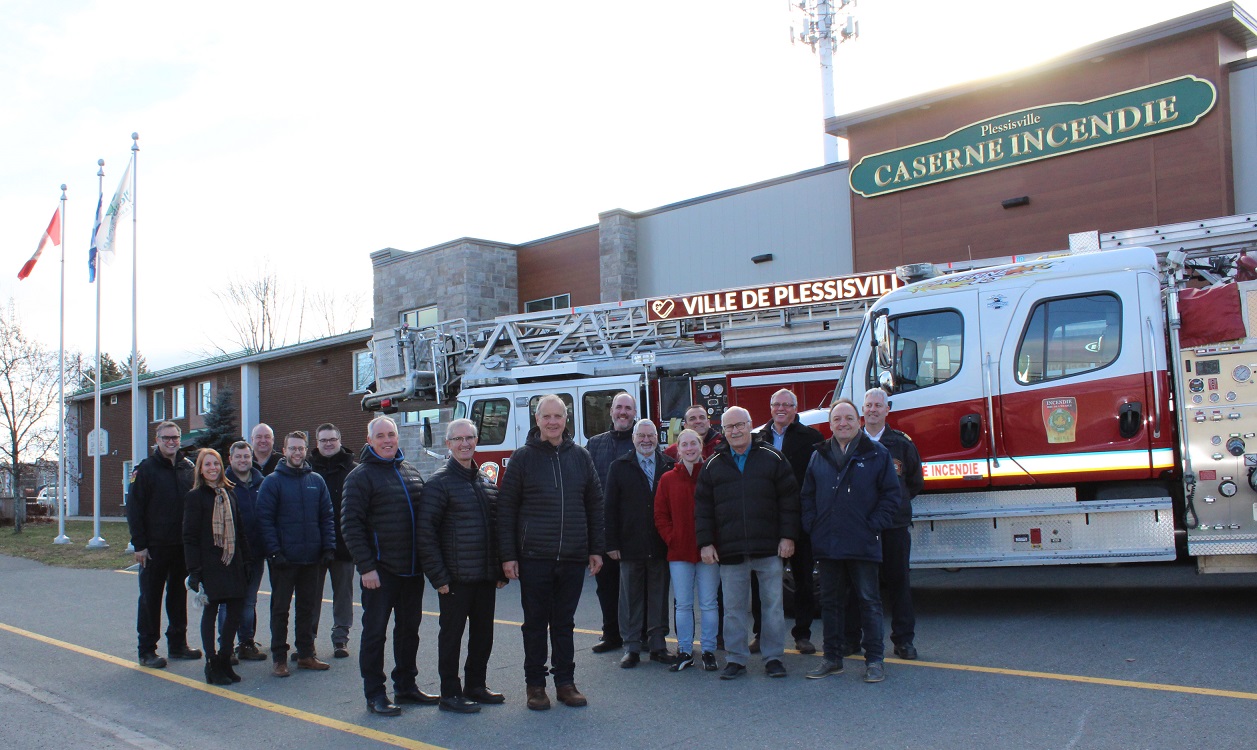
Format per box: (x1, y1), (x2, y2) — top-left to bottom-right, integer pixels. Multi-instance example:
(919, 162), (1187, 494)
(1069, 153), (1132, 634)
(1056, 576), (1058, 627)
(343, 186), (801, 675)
(204, 657), (232, 686)
(219, 652), (242, 683)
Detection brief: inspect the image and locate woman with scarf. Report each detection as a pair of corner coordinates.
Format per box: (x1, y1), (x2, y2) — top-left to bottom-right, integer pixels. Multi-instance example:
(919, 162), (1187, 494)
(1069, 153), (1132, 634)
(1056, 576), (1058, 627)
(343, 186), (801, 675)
(184, 448), (250, 685)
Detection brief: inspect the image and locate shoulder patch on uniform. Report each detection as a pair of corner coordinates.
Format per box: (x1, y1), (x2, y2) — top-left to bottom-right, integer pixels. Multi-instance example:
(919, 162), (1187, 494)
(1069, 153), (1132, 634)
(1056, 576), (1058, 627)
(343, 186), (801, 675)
(129, 469), (138, 483)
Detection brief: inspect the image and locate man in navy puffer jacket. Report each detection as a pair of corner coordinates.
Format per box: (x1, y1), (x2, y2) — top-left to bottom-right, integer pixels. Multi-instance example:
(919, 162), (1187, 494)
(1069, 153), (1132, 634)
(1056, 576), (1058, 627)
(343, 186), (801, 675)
(801, 399), (901, 684)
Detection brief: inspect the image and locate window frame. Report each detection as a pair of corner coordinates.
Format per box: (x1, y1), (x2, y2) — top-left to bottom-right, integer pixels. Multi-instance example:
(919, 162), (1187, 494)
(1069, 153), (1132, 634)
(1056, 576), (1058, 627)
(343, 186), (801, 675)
(524, 293), (572, 313)
(1013, 292), (1123, 386)
(469, 398), (510, 446)
(171, 385), (186, 420)
(197, 381), (212, 415)
(866, 307), (965, 395)
(352, 349), (375, 393)
(152, 390), (165, 422)
(400, 305), (439, 329)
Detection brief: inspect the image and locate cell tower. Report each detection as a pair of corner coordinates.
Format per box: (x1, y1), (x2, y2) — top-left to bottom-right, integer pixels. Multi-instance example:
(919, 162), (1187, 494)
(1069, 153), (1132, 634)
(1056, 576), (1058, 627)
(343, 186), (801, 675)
(790, 0), (859, 164)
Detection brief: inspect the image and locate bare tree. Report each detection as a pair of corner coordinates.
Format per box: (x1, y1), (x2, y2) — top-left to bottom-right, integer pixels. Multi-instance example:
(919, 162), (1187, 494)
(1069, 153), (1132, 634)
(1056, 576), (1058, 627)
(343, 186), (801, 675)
(310, 289), (368, 338)
(0, 302), (61, 533)
(212, 264), (300, 354)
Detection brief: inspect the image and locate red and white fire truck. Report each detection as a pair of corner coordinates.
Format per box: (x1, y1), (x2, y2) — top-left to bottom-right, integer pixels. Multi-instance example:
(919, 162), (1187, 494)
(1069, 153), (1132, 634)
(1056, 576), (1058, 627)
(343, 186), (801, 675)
(820, 213), (1257, 572)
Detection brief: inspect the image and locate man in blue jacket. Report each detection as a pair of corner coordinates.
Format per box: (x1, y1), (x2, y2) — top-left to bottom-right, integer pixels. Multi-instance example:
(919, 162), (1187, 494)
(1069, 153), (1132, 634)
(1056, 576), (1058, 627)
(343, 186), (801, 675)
(257, 431), (336, 677)
(801, 399), (902, 684)
(221, 440), (268, 662)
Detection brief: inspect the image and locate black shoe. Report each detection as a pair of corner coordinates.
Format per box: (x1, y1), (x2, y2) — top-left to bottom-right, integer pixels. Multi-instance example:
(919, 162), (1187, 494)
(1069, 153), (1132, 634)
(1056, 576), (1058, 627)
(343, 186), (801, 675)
(894, 643), (918, 660)
(138, 652), (167, 669)
(765, 659), (787, 678)
(619, 651), (640, 669)
(290, 651), (300, 662)
(219, 655), (242, 683)
(795, 638), (817, 655)
(649, 649), (677, 665)
(807, 659), (844, 679)
(333, 643), (349, 659)
(719, 662), (746, 681)
(394, 688), (440, 705)
(701, 652), (718, 671)
(669, 653), (695, 672)
(838, 642), (861, 657)
(168, 645), (203, 660)
(465, 686), (505, 704)
(591, 639), (623, 654)
(439, 695), (481, 714)
(367, 695), (400, 716)
(203, 658), (232, 686)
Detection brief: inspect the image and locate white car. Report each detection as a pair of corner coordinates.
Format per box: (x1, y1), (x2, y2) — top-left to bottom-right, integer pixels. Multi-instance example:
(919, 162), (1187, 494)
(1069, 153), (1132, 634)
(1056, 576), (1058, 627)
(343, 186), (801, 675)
(35, 488), (57, 509)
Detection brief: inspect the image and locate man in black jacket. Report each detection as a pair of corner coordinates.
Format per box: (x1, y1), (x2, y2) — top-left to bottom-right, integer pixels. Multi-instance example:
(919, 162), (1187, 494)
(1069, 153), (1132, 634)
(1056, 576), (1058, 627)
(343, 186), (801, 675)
(309, 422), (357, 660)
(754, 389), (824, 655)
(341, 416), (436, 716)
(694, 407), (800, 681)
(582, 391), (637, 653)
(605, 419), (675, 669)
(250, 423), (280, 476)
(499, 395), (604, 711)
(127, 421), (202, 668)
(418, 418), (506, 714)
(842, 388), (925, 660)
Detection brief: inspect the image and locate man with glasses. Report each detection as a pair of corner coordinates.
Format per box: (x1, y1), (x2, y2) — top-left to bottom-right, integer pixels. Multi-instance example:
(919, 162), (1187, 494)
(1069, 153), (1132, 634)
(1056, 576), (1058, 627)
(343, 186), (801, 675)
(127, 421), (202, 668)
(257, 431), (336, 677)
(694, 407), (800, 680)
(309, 422), (358, 660)
(753, 389), (823, 654)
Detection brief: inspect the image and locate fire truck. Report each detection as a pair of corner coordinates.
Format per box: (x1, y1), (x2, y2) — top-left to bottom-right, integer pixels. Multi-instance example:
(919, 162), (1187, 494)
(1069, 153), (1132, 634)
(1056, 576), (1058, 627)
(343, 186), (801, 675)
(361, 270), (901, 466)
(821, 212), (1257, 573)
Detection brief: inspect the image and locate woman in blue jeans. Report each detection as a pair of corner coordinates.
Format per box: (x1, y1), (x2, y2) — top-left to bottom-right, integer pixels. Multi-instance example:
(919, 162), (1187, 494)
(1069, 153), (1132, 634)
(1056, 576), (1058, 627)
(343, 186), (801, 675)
(654, 429), (720, 672)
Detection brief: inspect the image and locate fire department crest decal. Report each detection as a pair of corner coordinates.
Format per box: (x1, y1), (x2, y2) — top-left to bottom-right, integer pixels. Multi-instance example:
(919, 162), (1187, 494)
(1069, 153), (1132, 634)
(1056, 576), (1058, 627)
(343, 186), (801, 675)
(1041, 397), (1078, 444)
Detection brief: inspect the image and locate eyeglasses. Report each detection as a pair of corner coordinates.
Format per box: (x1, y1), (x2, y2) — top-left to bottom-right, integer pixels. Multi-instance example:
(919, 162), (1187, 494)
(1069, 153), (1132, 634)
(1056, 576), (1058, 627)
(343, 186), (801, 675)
(317, 438), (339, 444)
(158, 435), (181, 442)
(723, 421), (750, 431)
(769, 402), (795, 409)
(447, 435), (476, 443)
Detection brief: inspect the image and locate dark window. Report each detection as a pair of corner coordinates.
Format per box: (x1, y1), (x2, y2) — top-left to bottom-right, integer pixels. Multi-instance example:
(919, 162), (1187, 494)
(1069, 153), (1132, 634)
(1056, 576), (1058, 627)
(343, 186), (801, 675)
(868, 309), (964, 394)
(469, 399), (510, 446)
(582, 390), (628, 438)
(1016, 294), (1121, 384)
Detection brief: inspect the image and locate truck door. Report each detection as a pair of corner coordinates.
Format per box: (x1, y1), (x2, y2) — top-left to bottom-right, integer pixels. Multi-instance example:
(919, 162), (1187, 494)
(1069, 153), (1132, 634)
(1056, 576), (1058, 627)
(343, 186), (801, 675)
(992, 269), (1158, 485)
(861, 291), (992, 489)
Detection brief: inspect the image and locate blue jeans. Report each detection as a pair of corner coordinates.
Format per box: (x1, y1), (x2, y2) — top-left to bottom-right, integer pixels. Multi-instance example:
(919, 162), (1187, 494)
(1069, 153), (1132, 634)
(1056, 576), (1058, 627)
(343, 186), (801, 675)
(819, 558), (884, 662)
(720, 555), (786, 665)
(669, 561), (720, 654)
(219, 560), (265, 649)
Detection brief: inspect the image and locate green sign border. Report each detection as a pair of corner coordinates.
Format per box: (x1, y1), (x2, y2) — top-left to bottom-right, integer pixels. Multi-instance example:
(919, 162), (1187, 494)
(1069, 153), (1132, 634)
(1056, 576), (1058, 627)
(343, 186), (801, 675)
(849, 75), (1218, 198)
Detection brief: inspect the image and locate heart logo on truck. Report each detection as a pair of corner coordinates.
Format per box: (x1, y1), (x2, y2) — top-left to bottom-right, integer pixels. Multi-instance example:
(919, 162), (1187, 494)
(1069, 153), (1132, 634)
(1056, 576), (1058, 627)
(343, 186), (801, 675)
(651, 299), (675, 319)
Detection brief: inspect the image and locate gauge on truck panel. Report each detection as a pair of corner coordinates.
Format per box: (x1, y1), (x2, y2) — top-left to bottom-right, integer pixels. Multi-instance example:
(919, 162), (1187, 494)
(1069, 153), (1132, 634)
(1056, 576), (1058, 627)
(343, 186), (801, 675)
(1234, 364), (1252, 383)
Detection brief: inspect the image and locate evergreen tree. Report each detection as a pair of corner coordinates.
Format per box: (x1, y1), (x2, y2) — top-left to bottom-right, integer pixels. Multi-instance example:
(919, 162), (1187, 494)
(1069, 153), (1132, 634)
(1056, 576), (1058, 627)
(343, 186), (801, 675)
(198, 386), (239, 456)
(78, 353), (124, 389)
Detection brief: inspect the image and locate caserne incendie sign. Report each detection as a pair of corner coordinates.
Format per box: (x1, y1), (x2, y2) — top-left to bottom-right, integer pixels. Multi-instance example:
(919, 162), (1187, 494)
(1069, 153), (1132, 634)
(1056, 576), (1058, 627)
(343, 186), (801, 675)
(848, 76), (1217, 198)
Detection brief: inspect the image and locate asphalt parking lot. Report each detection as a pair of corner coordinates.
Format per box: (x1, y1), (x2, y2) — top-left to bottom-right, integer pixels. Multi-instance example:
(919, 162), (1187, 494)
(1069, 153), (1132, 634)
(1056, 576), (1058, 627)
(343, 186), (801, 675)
(1, 554), (1256, 750)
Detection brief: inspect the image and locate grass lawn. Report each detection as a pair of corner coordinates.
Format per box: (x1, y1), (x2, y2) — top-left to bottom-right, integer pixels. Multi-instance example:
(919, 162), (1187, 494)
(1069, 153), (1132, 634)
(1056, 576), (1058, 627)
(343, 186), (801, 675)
(0, 519), (135, 570)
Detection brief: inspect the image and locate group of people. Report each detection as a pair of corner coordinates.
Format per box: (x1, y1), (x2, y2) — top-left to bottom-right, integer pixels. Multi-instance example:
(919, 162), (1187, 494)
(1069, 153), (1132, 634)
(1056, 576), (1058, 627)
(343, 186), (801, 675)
(124, 383), (922, 717)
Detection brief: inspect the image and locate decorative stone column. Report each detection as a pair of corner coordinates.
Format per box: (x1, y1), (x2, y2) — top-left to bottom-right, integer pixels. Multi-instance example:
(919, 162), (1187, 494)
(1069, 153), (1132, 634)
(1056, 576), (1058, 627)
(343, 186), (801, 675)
(599, 209), (638, 302)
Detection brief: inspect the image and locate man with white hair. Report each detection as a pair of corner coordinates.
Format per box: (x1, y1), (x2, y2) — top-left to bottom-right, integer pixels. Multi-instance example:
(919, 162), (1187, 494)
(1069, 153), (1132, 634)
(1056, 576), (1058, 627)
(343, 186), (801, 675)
(694, 406), (800, 680)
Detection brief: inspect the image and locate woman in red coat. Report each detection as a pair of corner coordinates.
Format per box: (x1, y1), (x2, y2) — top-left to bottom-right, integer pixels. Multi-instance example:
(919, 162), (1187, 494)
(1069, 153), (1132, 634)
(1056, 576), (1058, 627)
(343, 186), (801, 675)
(654, 429), (720, 672)
(184, 448), (249, 685)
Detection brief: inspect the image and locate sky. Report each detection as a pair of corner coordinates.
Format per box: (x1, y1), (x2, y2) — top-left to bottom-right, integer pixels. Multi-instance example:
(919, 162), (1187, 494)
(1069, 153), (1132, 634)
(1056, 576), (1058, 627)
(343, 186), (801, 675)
(0, 0), (1235, 370)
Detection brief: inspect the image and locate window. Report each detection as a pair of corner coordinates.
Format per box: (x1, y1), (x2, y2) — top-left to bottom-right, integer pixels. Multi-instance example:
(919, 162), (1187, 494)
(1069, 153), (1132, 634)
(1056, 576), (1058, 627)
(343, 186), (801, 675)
(197, 382), (212, 415)
(1015, 294), (1121, 385)
(469, 399), (510, 446)
(525, 293), (571, 313)
(152, 390), (165, 422)
(401, 305), (438, 329)
(401, 409), (439, 426)
(869, 310), (964, 394)
(528, 393), (575, 439)
(121, 460), (133, 505)
(582, 389), (627, 439)
(353, 349), (375, 392)
(171, 385), (186, 419)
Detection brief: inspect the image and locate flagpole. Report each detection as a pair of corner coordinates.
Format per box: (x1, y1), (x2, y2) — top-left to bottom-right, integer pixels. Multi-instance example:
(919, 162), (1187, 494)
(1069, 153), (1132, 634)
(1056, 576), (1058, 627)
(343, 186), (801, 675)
(54, 184), (69, 545)
(130, 133), (140, 474)
(87, 159), (107, 550)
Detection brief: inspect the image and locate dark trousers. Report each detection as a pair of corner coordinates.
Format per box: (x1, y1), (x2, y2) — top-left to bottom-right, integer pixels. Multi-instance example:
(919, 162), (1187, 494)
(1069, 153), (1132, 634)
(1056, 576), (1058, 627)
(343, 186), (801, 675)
(437, 580), (497, 697)
(359, 569), (424, 700)
(136, 545), (189, 655)
(750, 536), (815, 641)
(268, 562), (322, 661)
(594, 557), (620, 643)
(618, 559), (670, 652)
(819, 558), (884, 662)
(204, 598), (243, 658)
(218, 560), (264, 651)
(844, 526), (915, 647)
(518, 559), (585, 687)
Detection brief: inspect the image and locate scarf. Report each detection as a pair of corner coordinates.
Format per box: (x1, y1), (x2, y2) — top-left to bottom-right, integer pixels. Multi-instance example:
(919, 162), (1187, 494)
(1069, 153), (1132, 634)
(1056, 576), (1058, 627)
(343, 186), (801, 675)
(211, 487), (236, 566)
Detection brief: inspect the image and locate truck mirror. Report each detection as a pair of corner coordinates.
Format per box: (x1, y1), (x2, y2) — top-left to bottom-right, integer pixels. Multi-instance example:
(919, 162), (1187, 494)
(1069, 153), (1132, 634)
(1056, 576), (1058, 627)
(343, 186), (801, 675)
(873, 313), (892, 369)
(422, 417), (434, 448)
(878, 370), (894, 393)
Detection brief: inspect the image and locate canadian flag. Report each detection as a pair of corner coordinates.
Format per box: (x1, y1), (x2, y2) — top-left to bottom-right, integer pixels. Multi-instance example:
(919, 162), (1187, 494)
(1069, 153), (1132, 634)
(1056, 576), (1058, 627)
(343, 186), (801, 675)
(18, 207), (61, 280)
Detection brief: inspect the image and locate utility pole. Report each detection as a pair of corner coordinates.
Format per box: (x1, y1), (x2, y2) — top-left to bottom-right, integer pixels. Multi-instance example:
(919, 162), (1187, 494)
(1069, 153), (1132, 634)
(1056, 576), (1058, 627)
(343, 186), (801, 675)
(790, 0), (859, 164)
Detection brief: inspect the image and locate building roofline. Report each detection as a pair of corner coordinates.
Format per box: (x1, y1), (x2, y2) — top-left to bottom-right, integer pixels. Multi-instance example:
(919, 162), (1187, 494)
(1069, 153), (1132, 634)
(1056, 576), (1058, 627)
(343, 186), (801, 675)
(608, 161), (850, 221)
(515, 223), (599, 248)
(826, 2), (1257, 136)
(370, 237), (519, 267)
(69, 328), (373, 402)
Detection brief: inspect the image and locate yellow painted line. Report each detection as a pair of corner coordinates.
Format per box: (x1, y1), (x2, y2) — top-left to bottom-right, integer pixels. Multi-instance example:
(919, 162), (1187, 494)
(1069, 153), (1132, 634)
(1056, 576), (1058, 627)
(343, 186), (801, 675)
(113, 569), (604, 635)
(0, 622), (446, 750)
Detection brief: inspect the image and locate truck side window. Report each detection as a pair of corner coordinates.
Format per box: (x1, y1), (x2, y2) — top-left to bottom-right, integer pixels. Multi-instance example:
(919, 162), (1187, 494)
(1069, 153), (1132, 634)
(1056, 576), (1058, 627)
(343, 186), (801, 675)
(1015, 293), (1121, 385)
(470, 398), (510, 446)
(528, 393), (576, 439)
(867, 310), (964, 394)
(582, 390), (624, 439)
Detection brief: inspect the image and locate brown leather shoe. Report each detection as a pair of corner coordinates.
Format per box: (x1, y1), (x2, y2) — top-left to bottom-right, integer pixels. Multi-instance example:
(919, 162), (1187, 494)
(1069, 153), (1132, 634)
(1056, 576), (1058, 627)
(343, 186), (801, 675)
(272, 660), (291, 678)
(296, 656), (330, 671)
(556, 684), (587, 707)
(526, 686), (550, 711)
